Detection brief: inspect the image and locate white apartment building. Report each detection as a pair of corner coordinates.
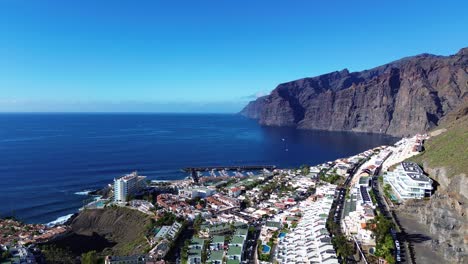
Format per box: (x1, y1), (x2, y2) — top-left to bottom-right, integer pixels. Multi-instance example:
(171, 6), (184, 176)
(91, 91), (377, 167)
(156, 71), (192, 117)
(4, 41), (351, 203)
(384, 162), (433, 201)
(341, 183), (376, 245)
(178, 187), (216, 199)
(113, 171), (147, 203)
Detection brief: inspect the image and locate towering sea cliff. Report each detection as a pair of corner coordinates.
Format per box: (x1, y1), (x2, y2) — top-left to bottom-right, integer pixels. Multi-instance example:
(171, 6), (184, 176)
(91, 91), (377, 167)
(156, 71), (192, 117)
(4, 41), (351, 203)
(241, 48), (468, 136)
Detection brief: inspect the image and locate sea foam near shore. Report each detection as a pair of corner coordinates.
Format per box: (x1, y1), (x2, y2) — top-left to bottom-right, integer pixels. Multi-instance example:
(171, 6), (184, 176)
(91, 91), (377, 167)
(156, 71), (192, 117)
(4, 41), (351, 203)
(46, 213), (74, 227)
(74, 190), (93, 195)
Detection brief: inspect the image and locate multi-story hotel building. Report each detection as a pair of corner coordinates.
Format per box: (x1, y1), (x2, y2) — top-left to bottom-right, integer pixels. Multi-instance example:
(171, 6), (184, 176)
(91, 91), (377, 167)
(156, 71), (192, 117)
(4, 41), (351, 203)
(383, 162), (433, 201)
(113, 171), (147, 203)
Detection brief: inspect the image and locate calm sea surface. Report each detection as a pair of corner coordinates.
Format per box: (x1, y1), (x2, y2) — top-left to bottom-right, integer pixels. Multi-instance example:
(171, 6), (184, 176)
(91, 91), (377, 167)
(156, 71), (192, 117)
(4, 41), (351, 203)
(0, 113), (396, 223)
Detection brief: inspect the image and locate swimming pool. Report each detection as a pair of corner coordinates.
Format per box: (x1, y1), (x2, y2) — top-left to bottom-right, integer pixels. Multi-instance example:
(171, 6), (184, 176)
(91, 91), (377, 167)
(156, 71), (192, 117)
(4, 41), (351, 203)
(262, 244), (271, 254)
(279, 232), (286, 238)
(94, 200), (106, 208)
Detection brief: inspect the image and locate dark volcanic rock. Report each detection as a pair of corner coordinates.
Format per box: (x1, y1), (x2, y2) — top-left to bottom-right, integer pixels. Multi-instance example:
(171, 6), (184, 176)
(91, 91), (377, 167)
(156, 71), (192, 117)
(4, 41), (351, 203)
(241, 48), (468, 136)
(239, 95), (268, 119)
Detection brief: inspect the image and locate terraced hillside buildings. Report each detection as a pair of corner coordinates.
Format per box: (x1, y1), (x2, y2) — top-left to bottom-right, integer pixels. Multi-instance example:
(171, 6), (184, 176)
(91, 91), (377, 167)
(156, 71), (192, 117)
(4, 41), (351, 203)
(384, 162), (433, 201)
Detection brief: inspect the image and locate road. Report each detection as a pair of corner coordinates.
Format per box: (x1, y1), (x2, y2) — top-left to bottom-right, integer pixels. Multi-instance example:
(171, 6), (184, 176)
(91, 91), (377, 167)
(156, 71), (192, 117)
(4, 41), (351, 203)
(328, 158), (370, 264)
(244, 224), (261, 264)
(372, 173), (414, 264)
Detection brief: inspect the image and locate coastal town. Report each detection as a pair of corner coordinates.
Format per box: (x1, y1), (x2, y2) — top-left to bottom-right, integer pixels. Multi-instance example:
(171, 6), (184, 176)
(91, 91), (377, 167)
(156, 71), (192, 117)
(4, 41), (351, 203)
(1, 134), (431, 264)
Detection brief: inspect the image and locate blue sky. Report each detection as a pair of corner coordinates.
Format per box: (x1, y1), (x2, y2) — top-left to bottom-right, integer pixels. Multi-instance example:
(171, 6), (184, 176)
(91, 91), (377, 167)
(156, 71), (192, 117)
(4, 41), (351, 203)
(1, 0), (467, 112)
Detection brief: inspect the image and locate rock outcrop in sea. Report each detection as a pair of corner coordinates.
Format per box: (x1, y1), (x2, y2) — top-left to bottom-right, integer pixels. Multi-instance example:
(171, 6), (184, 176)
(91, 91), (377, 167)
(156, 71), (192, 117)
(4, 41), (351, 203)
(241, 48), (468, 136)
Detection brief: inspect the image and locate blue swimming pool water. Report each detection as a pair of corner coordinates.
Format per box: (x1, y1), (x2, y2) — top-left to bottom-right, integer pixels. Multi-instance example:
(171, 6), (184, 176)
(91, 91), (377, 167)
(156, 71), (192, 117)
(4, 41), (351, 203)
(262, 245), (271, 254)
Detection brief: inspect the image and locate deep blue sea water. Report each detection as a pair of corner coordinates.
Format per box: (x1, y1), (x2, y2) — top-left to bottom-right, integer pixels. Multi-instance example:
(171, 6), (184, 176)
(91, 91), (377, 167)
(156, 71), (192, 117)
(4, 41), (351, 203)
(0, 113), (397, 224)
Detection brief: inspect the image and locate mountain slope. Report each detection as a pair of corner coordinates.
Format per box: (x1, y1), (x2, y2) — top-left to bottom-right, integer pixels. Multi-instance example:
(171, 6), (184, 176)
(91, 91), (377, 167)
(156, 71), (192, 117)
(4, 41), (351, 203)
(397, 106), (467, 263)
(48, 207), (153, 256)
(410, 103), (468, 179)
(241, 48), (468, 136)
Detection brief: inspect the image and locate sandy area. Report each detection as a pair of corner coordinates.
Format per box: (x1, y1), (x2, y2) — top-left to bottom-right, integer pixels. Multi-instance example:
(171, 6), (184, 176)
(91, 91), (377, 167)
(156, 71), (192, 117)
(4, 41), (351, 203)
(382, 137), (421, 171)
(429, 128), (446, 137)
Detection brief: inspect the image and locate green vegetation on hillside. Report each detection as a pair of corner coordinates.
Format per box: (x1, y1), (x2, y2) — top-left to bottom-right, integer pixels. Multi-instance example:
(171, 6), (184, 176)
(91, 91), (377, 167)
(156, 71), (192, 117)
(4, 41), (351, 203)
(39, 245), (75, 264)
(47, 207), (154, 257)
(81, 251), (103, 264)
(368, 214), (395, 264)
(321, 173), (341, 184)
(409, 114), (467, 178)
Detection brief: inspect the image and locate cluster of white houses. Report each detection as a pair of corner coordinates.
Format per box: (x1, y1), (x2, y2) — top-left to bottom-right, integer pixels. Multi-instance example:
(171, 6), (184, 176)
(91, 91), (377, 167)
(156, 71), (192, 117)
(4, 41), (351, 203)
(187, 227), (248, 264)
(275, 184), (339, 264)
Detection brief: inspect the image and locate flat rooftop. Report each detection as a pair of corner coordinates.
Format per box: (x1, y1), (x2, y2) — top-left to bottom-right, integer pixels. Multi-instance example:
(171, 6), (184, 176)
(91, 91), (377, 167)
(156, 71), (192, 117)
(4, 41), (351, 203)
(208, 250), (224, 261)
(234, 228), (248, 236)
(230, 235), (245, 245)
(343, 194), (357, 217)
(212, 235), (225, 244)
(400, 162), (431, 182)
(359, 186), (372, 203)
(359, 176), (369, 185)
(227, 246), (242, 256)
(188, 248), (202, 257)
(407, 172), (432, 182)
(190, 237), (205, 246)
(401, 162), (424, 174)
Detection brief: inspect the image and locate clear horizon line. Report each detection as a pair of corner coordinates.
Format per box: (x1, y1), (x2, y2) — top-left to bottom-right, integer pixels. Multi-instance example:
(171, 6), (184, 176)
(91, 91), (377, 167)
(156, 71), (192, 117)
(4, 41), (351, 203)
(0, 111), (241, 115)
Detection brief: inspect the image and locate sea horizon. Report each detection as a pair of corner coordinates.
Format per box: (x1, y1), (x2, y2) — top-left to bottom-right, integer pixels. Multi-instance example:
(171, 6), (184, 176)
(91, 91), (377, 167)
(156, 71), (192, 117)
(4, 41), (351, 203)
(0, 113), (397, 224)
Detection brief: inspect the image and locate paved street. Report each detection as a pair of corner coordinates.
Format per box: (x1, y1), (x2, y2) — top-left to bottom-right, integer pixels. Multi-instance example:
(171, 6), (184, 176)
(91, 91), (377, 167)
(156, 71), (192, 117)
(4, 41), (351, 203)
(372, 174), (412, 264)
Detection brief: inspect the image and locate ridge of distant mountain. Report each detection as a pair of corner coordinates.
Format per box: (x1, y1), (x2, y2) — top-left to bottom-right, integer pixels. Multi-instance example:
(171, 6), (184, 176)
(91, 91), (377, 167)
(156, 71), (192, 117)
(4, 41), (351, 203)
(241, 47), (468, 136)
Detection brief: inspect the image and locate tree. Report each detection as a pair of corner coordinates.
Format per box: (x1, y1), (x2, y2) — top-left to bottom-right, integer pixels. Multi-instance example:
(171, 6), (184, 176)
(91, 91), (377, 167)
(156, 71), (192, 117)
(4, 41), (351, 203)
(332, 234), (355, 261)
(81, 251), (98, 264)
(181, 239), (190, 263)
(193, 214), (204, 234)
(300, 164), (310, 175)
(240, 198), (251, 209)
(155, 211), (177, 226)
(1, 250), (11, 261)
(40, 245), (75, 264)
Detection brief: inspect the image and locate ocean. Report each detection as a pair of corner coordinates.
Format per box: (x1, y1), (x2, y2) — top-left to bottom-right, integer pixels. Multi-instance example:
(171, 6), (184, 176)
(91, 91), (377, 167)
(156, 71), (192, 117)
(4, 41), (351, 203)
(0, 113), (397, 224)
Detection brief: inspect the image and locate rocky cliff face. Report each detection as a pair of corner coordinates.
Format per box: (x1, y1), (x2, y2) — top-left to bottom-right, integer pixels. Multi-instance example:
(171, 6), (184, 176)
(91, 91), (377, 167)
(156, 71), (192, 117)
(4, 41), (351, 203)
(398, 169), (467, 263)
(397, 112), (467, 263)
(240, 48), (468, 136)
